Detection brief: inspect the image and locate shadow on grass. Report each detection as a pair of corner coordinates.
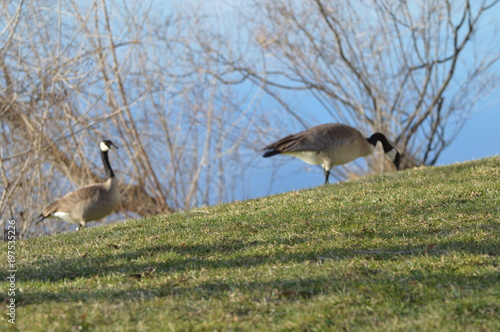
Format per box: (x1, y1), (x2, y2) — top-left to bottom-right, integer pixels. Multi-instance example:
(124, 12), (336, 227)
(14, 228), (499, 306)
(17, 257), (498, 307)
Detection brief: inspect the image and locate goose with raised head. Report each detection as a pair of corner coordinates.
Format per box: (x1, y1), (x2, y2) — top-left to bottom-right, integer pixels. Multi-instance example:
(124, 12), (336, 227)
(263, 123), (401, 184)
(38, 140), (121, 230)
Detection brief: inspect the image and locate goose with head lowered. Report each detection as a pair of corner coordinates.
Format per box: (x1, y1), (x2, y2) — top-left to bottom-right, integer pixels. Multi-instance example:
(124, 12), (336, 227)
(263, 123), (401, 184)
(38, 140), (121, 230)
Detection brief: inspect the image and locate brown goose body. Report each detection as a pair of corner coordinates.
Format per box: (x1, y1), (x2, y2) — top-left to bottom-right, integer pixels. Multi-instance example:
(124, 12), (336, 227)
(263, 123), (400, 183)
(38, 140), (121, 229)
(41, 178), (120, 227)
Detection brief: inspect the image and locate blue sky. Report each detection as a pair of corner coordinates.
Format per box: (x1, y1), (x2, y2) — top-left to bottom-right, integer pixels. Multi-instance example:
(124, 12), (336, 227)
(438, 94), (499, 165)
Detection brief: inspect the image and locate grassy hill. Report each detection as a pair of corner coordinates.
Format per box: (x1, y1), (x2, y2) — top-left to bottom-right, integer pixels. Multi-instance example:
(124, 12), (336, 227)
(3, 157), (499, 331)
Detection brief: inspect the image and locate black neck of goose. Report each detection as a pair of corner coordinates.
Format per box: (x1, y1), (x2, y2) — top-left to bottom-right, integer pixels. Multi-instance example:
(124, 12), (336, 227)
(101, 149), (115, 179)
(367, 133), (393, 153)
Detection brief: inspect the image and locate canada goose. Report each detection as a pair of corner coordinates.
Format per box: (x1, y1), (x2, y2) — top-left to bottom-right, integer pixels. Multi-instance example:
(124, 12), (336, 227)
(263, 123), (401, 184)
(38, 140), (121, 230)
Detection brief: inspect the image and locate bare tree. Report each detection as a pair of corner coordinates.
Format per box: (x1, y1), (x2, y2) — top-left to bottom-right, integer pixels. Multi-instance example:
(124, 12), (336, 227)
(190, 0), (500, 171)
(0, 0), (266, 238)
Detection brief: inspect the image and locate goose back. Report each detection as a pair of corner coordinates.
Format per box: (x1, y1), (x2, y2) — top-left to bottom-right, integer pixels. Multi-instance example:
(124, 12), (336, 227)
(264, 124), (373, 166)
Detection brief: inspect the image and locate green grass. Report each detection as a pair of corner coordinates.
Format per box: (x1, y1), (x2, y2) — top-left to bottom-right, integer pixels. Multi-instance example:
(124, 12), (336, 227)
(2, 157), (499, 331)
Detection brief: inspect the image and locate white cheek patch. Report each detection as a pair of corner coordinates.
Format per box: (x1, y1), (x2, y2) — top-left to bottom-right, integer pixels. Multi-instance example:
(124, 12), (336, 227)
(100, 142), (110, 152)
(385, 148), (398, 162)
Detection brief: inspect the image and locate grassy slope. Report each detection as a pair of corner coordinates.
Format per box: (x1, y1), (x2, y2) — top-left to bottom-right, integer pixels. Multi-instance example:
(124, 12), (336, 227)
(2, 157), (499, 331)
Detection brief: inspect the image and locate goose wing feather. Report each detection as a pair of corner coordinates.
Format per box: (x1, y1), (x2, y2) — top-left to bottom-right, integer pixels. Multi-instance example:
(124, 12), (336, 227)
(264, 124), (363, 153)
(42, 183), (104, 217)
